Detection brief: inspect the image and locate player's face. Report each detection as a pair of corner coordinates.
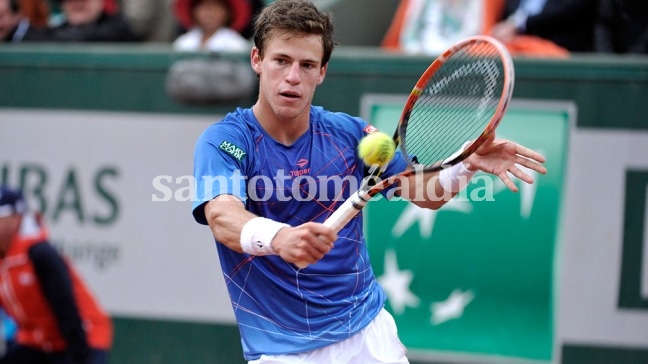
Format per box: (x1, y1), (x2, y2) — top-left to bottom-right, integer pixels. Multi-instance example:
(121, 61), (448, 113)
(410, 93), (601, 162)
(251, 33), (327, 124)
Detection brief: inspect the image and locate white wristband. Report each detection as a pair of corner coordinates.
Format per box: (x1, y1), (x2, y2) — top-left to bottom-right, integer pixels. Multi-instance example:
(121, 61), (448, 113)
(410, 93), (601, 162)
(240, 217), (289, 256)
(438, 162), (477, 193)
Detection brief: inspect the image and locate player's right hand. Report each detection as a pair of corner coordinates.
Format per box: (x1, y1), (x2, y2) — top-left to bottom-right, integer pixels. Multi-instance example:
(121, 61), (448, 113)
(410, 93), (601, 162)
(271, 222), (337, 266)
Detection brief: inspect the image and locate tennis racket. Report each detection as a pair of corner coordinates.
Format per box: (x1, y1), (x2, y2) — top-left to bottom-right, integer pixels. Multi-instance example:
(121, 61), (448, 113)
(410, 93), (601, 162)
(296, 35), (514, 268)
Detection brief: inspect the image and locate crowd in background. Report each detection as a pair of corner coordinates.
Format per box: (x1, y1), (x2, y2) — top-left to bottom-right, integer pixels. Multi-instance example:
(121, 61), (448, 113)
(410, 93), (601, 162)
(0, 0), (646, 55)
(382, 0), (648, 56)
(0, 0), (265, 51)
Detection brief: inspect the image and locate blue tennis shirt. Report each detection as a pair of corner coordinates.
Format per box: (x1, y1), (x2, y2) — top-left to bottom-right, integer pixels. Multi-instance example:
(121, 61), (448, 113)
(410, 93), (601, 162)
(192, 106), (408, 360)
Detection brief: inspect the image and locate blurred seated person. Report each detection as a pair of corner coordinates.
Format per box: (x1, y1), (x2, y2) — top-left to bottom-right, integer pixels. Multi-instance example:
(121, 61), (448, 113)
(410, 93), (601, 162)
(382, 0), (580, 57)
(18, 0), (48, 27)
(0, 186), (113, 364)
(0, 0), (49, 42)
(490, 0), (599, 53)
(121, 0), (177, 43)
(44, 0), (137, 42)
(382, 0), (488, 55)
(595, 0), (648, 54)
(172, 0), (251, 52)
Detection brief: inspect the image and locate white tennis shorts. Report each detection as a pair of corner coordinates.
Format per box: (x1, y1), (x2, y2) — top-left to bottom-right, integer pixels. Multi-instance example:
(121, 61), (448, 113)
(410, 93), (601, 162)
(248, 308), (409, 363)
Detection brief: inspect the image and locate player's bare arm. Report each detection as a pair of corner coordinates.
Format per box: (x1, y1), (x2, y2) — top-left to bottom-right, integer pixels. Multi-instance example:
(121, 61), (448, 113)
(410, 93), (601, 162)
(398, 137), (547, 209)
(204, 195), (336, 264)
(204, 195), (256, 253)
(397, 170), (447, 210)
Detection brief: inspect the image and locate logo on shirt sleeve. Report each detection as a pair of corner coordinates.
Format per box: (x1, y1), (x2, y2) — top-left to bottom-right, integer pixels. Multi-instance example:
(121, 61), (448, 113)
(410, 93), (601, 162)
(364, 125), (379, 134)
(219, 140), (247, 161)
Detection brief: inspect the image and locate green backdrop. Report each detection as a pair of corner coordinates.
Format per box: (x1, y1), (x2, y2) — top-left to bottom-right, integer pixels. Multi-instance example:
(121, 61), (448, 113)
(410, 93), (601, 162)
(364, 99), (570, 362)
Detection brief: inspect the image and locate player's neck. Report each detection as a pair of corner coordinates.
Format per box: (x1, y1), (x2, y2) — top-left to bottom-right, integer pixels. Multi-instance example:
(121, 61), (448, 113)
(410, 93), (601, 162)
(252, 103), (309, 146)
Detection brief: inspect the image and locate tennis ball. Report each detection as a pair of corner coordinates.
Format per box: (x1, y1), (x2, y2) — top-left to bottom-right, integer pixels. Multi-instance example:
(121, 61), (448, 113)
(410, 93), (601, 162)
(358, 132), (396, 166)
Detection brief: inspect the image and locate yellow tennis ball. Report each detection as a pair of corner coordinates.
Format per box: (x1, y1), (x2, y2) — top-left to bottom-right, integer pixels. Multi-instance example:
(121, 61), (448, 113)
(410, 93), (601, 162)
(358, 132), (396, 166)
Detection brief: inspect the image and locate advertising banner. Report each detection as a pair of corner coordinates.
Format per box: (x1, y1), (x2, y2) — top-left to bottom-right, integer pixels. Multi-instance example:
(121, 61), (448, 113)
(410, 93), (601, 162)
(361, 96), (572, 362)
(0, 108), (234, 323)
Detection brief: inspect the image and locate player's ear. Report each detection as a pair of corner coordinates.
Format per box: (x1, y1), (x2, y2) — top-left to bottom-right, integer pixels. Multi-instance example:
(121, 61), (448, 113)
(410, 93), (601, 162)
(251, 47), (262, 75)
(317, 63), (327, 85)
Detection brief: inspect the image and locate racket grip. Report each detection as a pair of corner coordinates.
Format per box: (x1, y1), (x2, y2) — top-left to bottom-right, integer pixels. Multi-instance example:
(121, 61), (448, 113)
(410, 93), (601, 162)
(323, 191), (369, 233)
(295, 191), (370, 269)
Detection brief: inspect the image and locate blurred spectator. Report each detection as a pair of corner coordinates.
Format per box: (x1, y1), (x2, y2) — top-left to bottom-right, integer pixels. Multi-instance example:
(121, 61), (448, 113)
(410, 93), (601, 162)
(18, 0), (49, 27)
(490, 0), (598, 53)
(172, 0), (251, 51)
(121, 0), (178, 43)
(44, 0), (137, 42)
(595, 0), (648, 54)
(382, 0), (488, 55)
(0, 0), (49, 42)
(0, 186), (112, 364)
(382, 0), (598, 57)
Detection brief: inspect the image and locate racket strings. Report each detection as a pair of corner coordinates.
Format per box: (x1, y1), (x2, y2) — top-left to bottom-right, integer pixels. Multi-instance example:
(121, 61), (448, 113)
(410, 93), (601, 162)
(403, 41), (506, 167)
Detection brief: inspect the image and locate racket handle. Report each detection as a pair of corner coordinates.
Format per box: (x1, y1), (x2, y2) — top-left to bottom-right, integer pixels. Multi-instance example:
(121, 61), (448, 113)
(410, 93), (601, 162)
(323, 191), (370, 232)
(295, 191), (371, 269)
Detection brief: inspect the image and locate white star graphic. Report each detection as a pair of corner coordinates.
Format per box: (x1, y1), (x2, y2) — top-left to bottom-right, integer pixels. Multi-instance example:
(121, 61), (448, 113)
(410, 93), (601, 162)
(490, 166), (539, 219)
(392, 199), (472, 239)
(519, 166), (539, 219)
(430, 288), (475, 325)
(377, 250), (420, 315)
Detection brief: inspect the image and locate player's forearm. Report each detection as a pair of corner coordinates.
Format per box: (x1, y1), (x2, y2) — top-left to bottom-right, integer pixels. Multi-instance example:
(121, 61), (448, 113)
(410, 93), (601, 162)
(401, 172), (454, 210)
(204, 195), (256, 253)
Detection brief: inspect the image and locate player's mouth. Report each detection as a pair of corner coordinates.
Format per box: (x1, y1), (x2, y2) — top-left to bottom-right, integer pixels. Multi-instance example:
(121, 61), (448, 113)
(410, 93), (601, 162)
(280, 91), (300, 99)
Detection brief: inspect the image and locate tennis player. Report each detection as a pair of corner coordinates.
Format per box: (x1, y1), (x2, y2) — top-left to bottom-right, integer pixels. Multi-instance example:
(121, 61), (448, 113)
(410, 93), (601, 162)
(192, 0), (547, 362)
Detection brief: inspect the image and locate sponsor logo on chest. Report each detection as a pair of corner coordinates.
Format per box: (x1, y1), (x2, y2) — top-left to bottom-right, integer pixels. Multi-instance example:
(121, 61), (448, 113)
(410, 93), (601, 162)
(290, 158), (310, 177)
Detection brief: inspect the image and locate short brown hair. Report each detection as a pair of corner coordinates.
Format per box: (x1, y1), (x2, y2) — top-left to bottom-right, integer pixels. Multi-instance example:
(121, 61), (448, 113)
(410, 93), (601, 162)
(253, 0), (336, 66)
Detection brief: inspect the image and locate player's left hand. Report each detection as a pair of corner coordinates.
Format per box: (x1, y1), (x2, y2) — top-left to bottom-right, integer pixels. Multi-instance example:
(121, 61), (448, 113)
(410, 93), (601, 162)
(464, 135), (547, 192)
